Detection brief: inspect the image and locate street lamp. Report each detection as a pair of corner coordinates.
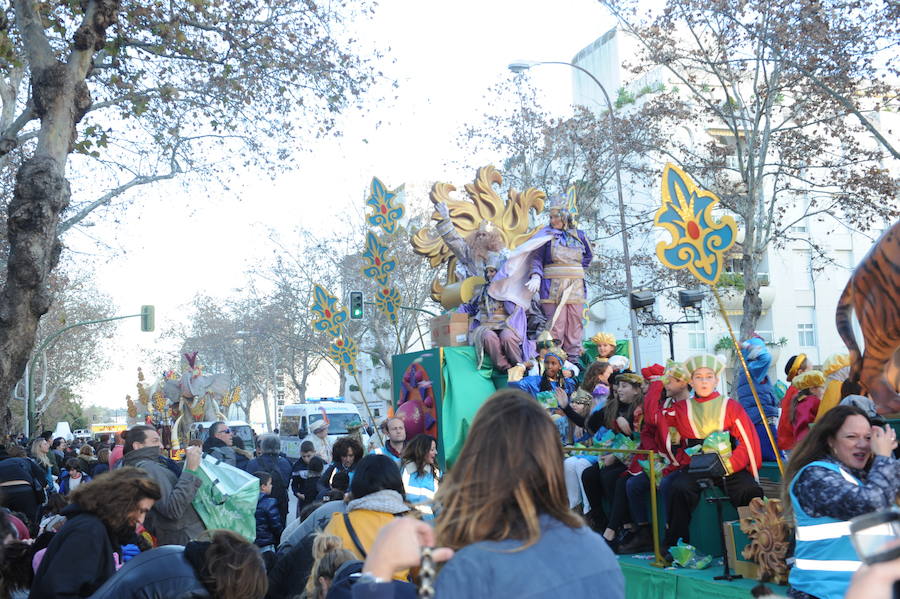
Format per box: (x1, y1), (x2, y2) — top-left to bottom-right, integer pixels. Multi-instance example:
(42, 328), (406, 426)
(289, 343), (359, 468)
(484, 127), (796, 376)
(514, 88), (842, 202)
(508, 60), (642, 368)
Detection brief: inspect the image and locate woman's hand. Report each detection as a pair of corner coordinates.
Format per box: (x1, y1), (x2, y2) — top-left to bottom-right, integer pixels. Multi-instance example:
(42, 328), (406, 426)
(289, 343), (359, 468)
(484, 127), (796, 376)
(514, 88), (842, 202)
(870, 426), (897, 457)
(555, 388), (569, 410)
(616, 416), (632, 436)
(362, 517), (455, 581)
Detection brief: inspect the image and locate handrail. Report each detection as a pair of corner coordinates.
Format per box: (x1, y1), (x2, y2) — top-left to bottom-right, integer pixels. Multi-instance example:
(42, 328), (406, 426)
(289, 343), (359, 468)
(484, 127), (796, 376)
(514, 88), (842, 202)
(564, 446), (667, 567)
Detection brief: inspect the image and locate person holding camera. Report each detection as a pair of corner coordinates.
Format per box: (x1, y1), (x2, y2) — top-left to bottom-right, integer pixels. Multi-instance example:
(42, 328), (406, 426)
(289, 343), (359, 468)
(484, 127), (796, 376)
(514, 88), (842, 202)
(783, 404), (900, 599)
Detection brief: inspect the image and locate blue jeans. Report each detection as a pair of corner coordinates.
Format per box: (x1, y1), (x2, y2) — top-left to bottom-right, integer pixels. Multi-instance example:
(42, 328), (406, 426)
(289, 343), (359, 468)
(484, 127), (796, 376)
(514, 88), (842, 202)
(625, 470), (677, 524)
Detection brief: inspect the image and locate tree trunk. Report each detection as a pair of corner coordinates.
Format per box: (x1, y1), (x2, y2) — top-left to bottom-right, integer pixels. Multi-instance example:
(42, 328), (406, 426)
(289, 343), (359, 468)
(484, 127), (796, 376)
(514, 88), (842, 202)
(258, 382), (271, 432)
(740, 247), (763, 341)
(0, 156), (69, 436)
(0, 0), (120, 438)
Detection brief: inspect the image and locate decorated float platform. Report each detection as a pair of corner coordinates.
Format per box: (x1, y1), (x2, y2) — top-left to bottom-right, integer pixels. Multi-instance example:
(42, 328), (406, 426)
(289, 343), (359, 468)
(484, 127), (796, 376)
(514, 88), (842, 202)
(617, 554), (788, 599)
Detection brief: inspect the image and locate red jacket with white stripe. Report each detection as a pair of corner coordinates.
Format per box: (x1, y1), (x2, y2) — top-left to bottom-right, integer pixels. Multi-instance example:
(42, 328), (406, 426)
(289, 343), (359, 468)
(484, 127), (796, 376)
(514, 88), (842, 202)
(662, 392), (763, 480)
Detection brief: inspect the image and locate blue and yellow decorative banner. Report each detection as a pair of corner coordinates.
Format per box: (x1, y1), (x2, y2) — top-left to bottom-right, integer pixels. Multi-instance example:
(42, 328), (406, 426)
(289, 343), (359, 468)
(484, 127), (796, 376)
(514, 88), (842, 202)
(361, 231), (397, 286)
(375, 286), (401, 323)
(654, 163), (737, 286)
(366, 177), (404, 236)
(328, 335), (358, 375)
(311, 284), (348, 339)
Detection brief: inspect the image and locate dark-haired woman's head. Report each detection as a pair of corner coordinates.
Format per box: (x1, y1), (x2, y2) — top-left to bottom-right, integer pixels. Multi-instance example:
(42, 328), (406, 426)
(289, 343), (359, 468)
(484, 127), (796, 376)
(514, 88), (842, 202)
(435, 388), (581, 551)
(349, 454), (405, 499)
(782, 404), (872, 519)
(69, 467), (161, 541)
(331, 436), (364, 469)
(201, 529), (268, 599)
(401, 434), (438, 478)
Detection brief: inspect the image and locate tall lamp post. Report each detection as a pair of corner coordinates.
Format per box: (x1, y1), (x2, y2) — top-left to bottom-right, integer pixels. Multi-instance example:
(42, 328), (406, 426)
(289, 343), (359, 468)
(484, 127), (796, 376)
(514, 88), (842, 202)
(508, 60), (642, 368)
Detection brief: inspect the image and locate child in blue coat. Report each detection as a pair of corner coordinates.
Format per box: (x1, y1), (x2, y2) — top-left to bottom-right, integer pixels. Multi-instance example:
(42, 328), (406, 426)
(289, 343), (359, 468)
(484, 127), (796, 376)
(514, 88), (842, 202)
(253, 471), (283, 569)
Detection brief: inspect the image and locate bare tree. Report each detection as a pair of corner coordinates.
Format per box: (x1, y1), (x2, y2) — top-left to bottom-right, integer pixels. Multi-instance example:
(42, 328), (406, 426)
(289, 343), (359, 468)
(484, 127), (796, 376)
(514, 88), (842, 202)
(601, 0), (899, 338)
(0, 0), (381, 436)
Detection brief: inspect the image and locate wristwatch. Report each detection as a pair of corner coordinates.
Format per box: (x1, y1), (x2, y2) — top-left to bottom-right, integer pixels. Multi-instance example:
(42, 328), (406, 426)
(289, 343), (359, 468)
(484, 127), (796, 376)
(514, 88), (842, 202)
(357, 572), (388, 585)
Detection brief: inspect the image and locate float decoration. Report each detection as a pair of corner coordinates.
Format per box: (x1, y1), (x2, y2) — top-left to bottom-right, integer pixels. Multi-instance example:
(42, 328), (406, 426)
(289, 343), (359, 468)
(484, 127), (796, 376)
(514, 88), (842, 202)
(411, 165), (546, 302)
(366, 177), (405, 235)
(311, 284), (349, 338)
(740, 497), (791, 584)
(654, 163), (737, 286)
(361, 231), (397, 286)
(653, 162), (784, 475)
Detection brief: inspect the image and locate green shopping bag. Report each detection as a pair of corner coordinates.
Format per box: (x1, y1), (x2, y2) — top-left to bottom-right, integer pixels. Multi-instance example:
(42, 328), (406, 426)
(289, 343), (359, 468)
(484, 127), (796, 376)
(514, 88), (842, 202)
(192, 453), (259, 542)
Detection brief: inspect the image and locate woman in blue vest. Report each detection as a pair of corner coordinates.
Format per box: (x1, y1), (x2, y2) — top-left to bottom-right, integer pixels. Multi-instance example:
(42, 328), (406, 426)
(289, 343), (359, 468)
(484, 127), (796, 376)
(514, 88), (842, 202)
(783, 405), (900, 599)
(400, 434), (441, 520)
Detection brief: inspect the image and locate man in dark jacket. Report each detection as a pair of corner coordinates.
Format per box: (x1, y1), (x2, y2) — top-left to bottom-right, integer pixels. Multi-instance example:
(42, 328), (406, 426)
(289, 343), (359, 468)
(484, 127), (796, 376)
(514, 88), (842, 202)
(31, 467), (161, 598)
(122, 425), (205, 545)
(245, 434), (291, 525)
(202, 421), (237, 466)
(0, 445), (50, 532)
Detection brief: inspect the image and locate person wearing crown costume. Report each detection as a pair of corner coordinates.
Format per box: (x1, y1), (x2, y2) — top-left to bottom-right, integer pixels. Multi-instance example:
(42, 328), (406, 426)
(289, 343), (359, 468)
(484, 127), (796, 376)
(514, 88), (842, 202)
(660, 354), (764, 553)
(488, 190), (593, 364)
(434, 202), (545, 371)
(434, 202), (508, 279)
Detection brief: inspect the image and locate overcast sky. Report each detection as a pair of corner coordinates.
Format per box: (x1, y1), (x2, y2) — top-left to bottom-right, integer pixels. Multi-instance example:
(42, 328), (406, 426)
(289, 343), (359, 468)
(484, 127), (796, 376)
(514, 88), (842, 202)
(64, 0), (619, 409)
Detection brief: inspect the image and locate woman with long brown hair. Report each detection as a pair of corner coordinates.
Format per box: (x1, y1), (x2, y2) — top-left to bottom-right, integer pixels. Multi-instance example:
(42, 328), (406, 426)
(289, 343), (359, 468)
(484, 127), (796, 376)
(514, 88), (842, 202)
(783, 405), (900, 599)
(351, 388), (624, 597)
(400, 434), (440, 520)
(31, 467), (162, 598)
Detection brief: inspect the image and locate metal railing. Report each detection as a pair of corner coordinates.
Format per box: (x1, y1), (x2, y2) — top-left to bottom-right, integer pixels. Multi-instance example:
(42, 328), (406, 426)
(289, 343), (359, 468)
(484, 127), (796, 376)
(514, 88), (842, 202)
(564, 446), (668, 567)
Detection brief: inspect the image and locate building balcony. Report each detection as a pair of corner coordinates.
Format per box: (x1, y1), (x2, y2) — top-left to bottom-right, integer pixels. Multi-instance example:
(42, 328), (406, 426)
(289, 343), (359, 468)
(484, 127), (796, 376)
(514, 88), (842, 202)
(717, 285), (776, 316)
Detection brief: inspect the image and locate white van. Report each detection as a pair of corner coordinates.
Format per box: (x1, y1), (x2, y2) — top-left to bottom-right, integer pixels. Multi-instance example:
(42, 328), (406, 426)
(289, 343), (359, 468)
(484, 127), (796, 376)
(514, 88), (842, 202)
(278, 399), (370, 459)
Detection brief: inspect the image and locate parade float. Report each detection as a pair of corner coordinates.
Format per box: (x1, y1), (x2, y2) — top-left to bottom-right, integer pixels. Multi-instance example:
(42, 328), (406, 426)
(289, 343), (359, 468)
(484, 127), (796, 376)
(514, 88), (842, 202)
(125, 354), (242, 457)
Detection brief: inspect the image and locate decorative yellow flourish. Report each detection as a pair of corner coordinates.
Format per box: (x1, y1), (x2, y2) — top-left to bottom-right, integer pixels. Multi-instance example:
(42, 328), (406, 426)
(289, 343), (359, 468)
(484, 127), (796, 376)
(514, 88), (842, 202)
(152, 390), (166, 414)
(654, 163), (737, 286)
(410, 165), (546, 302)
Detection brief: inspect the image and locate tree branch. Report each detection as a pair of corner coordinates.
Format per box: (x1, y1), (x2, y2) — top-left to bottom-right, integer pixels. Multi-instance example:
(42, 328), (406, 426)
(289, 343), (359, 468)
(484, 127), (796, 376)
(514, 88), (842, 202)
(13, 0), (55, 70)
(59, 167), (180, 233)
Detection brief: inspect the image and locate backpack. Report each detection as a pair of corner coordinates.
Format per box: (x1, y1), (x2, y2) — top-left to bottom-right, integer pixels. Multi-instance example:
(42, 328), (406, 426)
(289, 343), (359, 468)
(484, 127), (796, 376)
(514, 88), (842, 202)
(325, 560), (418, 599)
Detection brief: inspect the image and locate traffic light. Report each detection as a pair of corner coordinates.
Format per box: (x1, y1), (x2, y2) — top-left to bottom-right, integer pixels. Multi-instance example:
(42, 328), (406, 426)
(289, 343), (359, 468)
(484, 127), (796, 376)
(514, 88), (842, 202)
(349, 292), (363, 319)
(140, 305), (155, 332)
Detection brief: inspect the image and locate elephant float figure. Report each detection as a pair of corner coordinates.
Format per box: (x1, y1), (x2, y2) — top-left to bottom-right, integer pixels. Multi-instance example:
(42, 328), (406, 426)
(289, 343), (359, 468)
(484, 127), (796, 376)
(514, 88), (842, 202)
(131, 353), (232, 450)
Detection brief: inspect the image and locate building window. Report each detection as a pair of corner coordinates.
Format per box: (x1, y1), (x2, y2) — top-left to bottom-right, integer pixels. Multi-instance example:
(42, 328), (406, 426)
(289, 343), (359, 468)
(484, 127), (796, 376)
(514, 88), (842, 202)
(798, 323), (816, 347)
(373, 408), (381, 418)
(687, 319), (707, 351)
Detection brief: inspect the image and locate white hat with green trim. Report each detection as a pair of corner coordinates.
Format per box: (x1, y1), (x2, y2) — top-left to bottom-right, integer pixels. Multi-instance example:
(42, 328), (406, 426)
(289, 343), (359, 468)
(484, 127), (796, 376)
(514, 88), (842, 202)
(683, 354), (726, 376)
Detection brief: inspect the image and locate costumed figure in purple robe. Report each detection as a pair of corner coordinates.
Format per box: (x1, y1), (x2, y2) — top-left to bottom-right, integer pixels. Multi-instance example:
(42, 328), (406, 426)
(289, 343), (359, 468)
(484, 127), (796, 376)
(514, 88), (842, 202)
(489, 191), (593, 363)
(434, 202), (543, 371)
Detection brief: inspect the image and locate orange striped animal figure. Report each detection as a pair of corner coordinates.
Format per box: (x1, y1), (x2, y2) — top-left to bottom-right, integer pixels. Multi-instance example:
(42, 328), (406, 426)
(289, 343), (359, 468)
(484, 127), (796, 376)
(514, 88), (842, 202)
(835, 220), (900, 414)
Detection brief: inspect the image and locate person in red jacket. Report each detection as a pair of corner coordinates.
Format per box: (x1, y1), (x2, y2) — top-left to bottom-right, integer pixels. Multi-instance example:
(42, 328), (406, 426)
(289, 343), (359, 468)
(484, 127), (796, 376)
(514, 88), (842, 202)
(661, 354), (764, 553)
(618, 361), (692, 553)
(787, 370), (826, 444)
(777, 354), (810, 451)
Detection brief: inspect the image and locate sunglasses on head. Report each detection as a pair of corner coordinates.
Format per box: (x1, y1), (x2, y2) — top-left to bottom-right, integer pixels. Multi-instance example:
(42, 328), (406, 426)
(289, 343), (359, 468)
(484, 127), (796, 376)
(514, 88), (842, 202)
(537, 341), (554, 350)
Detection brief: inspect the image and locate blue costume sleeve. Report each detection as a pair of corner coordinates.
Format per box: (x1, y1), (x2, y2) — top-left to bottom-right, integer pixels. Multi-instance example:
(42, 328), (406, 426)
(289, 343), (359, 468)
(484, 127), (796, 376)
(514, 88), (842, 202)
(509, 376), (542, 397)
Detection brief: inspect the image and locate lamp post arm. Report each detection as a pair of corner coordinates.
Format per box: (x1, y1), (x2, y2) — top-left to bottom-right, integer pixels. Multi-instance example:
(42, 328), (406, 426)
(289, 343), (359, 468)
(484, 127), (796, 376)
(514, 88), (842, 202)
(537, 61), (617, 114)
(25, 312), (144, 436)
